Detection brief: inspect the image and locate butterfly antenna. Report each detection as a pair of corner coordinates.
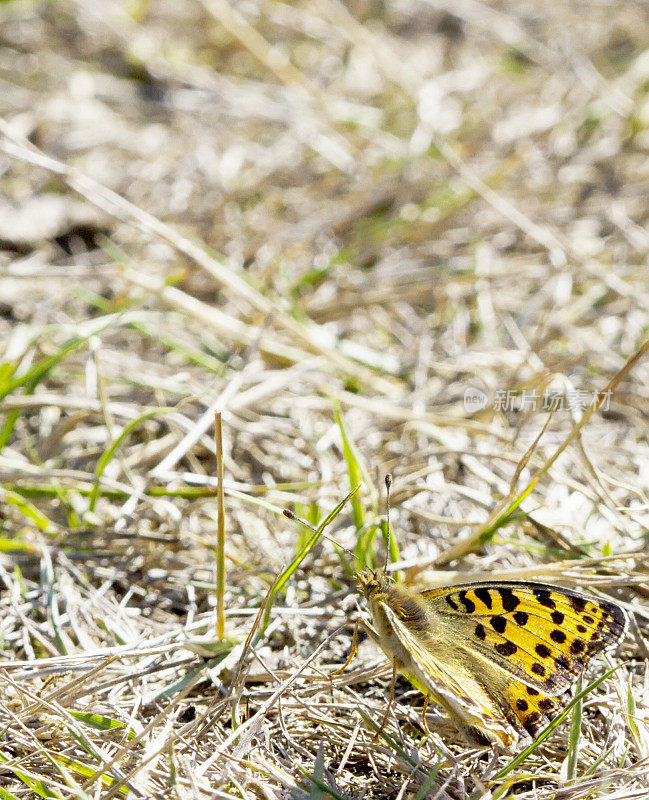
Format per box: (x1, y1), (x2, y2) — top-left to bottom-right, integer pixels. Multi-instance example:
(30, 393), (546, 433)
(383, 473), (392, 574)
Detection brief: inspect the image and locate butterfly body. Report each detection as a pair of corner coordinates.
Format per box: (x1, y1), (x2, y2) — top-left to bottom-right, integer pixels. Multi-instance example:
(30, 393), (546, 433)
(355, 569), (627, 746)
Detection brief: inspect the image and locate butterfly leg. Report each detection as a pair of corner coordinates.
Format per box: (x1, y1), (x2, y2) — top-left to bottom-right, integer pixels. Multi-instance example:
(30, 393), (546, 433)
(374, 660), (397, 740)
(330, 621), (359, 677)
(421, 694), (431, 735)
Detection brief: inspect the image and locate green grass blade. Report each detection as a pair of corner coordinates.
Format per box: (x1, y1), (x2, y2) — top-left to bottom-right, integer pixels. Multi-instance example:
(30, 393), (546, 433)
(131, 320), (228, 374)
(0, 409), (21, 453)
(0, 360), (17, 394)
(356, 709), (423, 770)
(411, 760), (442, 800)
(0, 537), (41, 553)
(153, 650), (235, 702)
(0, 750), (63, 799)
(69, 711), (134, 737)
(261, 486), (360, 634)
(353, 523), (379, 569)
(381, 517), (400, 579)
(0, 337), (89, 452)
(490, 773), (536, 800)
(0, 488), (56, 531)
(52, 754), (127, 795)
(0, 787), (23, 800)
(88, 407), (171, 511)
(582, 743), (615, 776)
(565, 676), (582, 782)
(259, 531), (319, 636)
(624, 675), (641, 752)
(308, 745), (335, 800)
(0, 336), (87, 403)
(298, 762), (346, 800)
(316, 485), (361, 534)
(333, 402), (366, 533)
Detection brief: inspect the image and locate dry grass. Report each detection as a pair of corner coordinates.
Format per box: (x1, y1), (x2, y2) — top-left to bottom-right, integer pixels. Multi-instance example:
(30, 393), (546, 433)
(1, 0), (649, 797)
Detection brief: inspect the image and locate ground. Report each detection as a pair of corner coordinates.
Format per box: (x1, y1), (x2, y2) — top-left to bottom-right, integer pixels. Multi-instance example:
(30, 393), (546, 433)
(0, 1), (648, 798)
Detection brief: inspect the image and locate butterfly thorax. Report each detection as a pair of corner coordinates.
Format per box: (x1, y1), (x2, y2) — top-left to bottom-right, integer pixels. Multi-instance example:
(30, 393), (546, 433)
(355, 569), (437, 639)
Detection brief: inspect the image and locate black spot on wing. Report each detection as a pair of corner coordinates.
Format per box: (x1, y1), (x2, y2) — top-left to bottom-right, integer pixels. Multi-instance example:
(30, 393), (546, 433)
(495, 641), (517, 656)
(513, 611), (528, 626)
(474, 587), (492, 609)
(516, 699), (528, 712)
(458, 590), (475, 613)
(570, 595), (587, 613)
(445, 594), (459, 611)
(475, 623), (486, 640)
(531, 663), (545, 676)
(498, 588), (520, 611)
(551, 611), (564, 625)
(599, 616), (615, 634)
(534, 588), (556, 609)
(602, 600), (628, 634)
(535, 644), (552, 659)
(524, 711), (543, 732)
(550, 629), (566, 644)
(570, 639), (585, 654)
(491, 615), (507, 634)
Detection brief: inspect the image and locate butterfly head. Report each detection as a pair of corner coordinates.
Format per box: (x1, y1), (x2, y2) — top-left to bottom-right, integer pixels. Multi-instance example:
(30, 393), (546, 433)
(355, 568), (393, 602)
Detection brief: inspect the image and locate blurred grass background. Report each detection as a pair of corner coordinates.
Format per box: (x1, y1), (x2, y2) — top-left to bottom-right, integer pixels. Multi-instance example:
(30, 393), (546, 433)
(0, 1), (648, 797)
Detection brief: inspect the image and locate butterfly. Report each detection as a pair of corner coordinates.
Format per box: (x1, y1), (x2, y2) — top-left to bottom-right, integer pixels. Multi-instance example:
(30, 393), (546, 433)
(356, 570), (628, 747)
